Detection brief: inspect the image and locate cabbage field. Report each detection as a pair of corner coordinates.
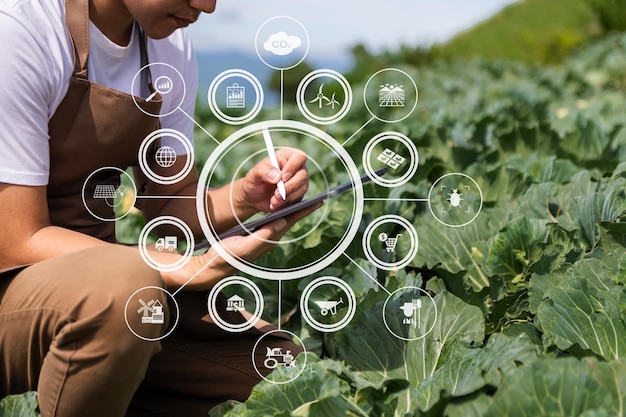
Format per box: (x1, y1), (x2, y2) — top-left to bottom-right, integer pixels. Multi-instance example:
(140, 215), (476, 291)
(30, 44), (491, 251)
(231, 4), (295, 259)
(203, 33), (626, 417)
(3, 30), (626, 417)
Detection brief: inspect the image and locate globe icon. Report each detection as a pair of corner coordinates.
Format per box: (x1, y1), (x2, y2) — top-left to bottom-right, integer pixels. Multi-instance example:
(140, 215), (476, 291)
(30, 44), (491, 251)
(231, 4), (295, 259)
(155, 146), (177, 168)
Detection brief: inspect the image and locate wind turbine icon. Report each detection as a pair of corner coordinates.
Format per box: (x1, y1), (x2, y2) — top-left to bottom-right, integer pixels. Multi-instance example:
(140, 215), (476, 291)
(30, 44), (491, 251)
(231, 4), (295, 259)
(328, 92), (340, 109)
(137, 298), (156, 317)
(309, 83), (340, 109)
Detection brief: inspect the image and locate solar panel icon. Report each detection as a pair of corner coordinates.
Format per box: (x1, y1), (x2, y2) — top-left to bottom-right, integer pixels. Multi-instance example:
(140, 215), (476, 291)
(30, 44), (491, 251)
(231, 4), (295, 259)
(93, 184), (116, 199)
(93, 184), (125, 207)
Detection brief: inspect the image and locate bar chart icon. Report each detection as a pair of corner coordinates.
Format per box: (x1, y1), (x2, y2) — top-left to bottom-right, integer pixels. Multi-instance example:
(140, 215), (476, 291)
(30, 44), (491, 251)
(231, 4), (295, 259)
(226, 83), (245, 108)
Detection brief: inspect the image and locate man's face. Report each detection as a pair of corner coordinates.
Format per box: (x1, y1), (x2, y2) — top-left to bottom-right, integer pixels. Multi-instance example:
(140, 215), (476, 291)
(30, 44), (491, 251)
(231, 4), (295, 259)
(123, 0), (216, 39)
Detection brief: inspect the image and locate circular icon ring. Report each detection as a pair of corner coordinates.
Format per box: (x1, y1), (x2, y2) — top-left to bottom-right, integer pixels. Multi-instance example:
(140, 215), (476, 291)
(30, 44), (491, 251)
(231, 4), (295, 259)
(138, 128), (194, 185)
(124, 286), (180, 342)
(252, 329), (307, 384)
(300, 277), (356, 332)
(131, 62), (186, 118)
(82, 166), (137, 222)
(383, 286), (436, 341)
(296, 69), (353, 125)
(255, 16), (310, 70)
(362, 215), (418, 271)
(207, 69), (264, 125)
(207, 277), (264, 333)
(196, 120), (364, 281)
(428, 173), (483, 227)
(364, 68), (418, 123)
(138, 216), (194, 272)
(363, 132), (419, 187)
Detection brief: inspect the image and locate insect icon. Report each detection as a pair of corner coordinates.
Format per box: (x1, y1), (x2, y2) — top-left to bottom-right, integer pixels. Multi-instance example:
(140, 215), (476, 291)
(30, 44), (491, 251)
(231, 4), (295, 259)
(447, 189), (463, 208)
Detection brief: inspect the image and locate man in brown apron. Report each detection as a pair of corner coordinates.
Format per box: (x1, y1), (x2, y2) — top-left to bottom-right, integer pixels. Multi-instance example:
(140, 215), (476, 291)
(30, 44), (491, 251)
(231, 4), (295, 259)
(0, 0), (316, 416)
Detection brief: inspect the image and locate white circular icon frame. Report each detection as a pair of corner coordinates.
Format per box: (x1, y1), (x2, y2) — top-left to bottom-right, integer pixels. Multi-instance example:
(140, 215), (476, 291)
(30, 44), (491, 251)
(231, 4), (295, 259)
(124, 285), (180, 342)
(255, 16), (310, 71)
(138, 128), (195, 186)
(428, 173), (483, 227)
(138, 216), (194, 272)
(383, 286), (437, 341)
(363, 68), (419, 123)
(81, 166), (137, 222)
(207, 69), (264, 125)
(363, 132), (419, 188)
(296, 69), (353, 125)
(207, 276), (265, 333)
(196, 120), (364, 281)
(131, 62), (186, 118)
(362, 214), (419, 271)
(300, 276), (357, 332)
(251, 329), (307, 384)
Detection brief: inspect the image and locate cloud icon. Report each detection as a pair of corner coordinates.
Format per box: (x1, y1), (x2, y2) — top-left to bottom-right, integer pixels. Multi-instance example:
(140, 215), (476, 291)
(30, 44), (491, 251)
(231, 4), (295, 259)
(263, 32), (302, 56)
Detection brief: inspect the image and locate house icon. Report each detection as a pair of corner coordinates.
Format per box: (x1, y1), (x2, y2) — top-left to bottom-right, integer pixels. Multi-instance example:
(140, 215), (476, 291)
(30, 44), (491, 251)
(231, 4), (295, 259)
(150, 300), (165, 324)
(226, 295), (245, 312)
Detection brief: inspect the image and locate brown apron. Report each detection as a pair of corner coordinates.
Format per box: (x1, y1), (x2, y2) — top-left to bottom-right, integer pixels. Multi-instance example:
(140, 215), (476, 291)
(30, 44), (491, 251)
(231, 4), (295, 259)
(0, 3), (299, 411)
(46, 0), (162, 243)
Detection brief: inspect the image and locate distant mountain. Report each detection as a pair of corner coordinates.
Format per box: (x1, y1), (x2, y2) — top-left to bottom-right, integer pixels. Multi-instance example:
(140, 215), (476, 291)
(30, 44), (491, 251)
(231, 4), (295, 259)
(196, 50), (271, 95)
(440, 0), (597, 63)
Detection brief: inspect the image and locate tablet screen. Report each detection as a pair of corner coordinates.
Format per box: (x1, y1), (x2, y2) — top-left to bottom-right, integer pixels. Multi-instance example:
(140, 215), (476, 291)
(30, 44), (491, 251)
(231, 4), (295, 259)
(194, 167), (386, 250)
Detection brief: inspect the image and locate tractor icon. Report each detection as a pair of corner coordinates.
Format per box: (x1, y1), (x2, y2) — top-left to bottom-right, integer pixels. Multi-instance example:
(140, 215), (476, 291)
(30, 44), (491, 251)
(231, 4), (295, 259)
(264, 347), (296, 369)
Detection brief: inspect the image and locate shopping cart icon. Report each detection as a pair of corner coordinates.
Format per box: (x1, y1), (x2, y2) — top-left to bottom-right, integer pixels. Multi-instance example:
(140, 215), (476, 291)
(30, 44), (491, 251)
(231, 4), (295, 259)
(379, 233), (402, 252)
(314, 298), (343, 316)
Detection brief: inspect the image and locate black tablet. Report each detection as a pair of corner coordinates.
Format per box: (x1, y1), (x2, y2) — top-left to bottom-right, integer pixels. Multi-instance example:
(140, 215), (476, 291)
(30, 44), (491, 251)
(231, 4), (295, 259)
(193, 167), (386, 250)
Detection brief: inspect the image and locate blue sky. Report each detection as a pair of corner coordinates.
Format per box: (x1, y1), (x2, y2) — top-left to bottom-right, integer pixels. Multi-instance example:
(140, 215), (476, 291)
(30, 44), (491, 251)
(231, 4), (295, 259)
(188, 0), (520, 59)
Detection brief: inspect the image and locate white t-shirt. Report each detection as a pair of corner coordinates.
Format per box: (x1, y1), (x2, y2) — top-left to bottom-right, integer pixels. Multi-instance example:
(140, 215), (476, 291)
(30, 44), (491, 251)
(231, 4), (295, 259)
(0, 0), (197, 186)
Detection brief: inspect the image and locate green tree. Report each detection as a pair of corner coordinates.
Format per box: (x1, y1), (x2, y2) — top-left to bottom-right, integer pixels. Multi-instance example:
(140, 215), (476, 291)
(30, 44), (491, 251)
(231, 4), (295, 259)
(268, 60), (316, 103)
(589, 0), (626, 31)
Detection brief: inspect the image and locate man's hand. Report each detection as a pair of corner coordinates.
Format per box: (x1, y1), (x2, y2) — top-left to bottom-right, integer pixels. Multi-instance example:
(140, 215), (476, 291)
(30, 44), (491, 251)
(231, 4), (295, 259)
(158, 198), (322, 291)
(235, 148), (309, 213)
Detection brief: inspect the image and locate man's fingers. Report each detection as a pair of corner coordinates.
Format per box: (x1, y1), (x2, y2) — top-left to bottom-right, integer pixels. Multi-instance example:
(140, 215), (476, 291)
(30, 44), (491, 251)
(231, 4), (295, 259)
(254, 201), (323, 242)
(270, 169), (309, 209)
(277, 148), (308, 182)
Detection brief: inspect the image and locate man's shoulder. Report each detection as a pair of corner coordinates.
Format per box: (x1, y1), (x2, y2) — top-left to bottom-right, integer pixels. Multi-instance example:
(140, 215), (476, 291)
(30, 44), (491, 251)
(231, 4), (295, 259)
(0, 0), (73, 106)
(0, 0), (72, 70)
(1, 0), (67, 35)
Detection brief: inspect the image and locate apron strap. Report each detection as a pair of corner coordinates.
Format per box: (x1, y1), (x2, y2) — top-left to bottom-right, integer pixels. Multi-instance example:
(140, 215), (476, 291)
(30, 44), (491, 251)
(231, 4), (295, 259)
(138, 27), (155, 98)
(64, 0), (89, 78)
(64, 0), (154, 95)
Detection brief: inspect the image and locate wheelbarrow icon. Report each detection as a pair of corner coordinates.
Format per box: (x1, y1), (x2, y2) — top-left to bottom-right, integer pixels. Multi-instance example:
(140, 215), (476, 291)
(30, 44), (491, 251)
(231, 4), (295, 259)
(314, 298), (343, 316)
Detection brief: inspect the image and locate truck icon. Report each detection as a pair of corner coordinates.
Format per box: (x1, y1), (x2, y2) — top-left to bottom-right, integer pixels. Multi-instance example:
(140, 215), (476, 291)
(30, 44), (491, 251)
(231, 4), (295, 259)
(155, 236), (177, 252)
(264, 347), (295, 369)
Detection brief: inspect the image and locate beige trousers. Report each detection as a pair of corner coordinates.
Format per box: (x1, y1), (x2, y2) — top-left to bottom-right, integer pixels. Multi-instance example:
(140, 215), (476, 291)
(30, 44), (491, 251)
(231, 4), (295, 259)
(0, 245), (300, 417)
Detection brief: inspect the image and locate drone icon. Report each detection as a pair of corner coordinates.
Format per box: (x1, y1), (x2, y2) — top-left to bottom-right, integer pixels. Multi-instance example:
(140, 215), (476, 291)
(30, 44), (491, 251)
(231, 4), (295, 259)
(309, 83), (340, 109)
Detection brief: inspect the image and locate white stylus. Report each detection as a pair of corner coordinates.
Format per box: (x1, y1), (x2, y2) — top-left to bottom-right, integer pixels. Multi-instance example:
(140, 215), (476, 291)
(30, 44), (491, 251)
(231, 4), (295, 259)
(262, 127), (287, 200)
